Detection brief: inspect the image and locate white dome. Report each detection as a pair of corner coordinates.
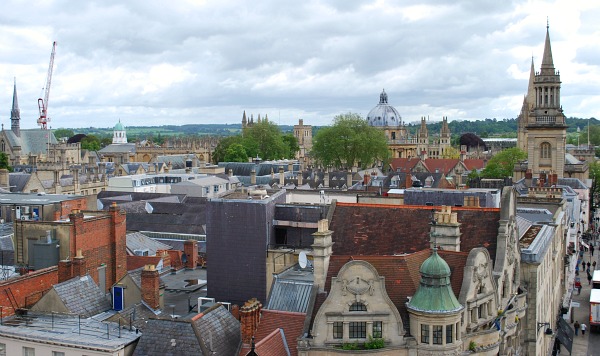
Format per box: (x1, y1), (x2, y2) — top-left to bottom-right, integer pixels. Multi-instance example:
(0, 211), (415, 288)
(366, 90), (402, 127)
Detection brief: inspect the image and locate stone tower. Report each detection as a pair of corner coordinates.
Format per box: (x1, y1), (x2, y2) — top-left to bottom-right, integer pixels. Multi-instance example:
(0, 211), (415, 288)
(520, 25), (567, 178)
(417, 117), (428, 158)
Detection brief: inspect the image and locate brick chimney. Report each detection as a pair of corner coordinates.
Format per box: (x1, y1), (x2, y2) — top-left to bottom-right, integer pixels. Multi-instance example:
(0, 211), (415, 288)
(58, 260), (73, 283)
(109, 202), (127, 288)
(311, 219), (333, 292)
(240, 298), (262, 344)
(72, 249), (86, 277)
(141, 264), (160, 310)
(183, 240), (198, 269)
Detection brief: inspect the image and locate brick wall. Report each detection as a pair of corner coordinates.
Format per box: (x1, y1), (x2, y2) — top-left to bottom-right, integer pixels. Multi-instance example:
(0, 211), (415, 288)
(0, 267), (58, 317)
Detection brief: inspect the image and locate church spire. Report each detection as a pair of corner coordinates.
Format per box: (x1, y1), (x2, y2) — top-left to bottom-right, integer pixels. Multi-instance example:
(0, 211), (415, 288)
(540, 23), (555, 74)
(11, 77), (20, 137)
(526, 57), (536, 110)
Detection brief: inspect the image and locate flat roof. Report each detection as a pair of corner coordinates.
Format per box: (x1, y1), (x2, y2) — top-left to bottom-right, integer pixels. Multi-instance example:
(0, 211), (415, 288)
(0, 193), (82, 205)
(0, 312), (139, 351)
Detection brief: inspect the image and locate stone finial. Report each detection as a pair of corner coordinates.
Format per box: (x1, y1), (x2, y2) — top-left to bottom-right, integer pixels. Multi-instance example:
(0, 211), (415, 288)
(318, 219), (329, 232)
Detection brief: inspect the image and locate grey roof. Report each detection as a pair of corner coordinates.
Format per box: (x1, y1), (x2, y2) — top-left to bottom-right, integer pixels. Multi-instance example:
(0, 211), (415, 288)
(106, 302), (162, 331)
(557, 178), (588, 190)
(0, 234), (15, 266)
(521, 225), (556, 263)
(3, 129), (58, 155)
(156, 154), (195, 170)
(366, 90), (402, 127)
(516, 215), (533, 240)
(267, 267), (314, 313)
(133, 304), (241, 356)
(127, 232), (173, 256)
(517, 208), (554, 224)
(52, 275), (112, 317)
(98, 143), (136, 154)
(0, 312), (139, 351)
(8, 173), (30, 192)
(126, 267), (166, 290)
(0, 192), (83, 204)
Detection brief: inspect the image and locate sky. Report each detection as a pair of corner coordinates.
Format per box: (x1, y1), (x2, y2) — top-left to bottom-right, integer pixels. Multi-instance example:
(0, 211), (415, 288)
(1, 0), (599, 130)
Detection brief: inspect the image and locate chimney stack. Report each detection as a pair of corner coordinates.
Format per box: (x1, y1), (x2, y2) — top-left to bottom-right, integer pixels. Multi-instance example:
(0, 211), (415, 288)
(58, 260), (73, 283)
(240, 298), (262, 344)
(311, 219), (333, 292)
(430, 206), (461, 251)
(72, 249), (86, 277)
(183, 240), (198, 269)
(141, 264), (161, 310)
(279, 167), (285, 185)
(250, 169), (256, 185)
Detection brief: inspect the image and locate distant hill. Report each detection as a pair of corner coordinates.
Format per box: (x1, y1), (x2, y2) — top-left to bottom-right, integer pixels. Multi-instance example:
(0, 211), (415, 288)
(60, 117), (597, 141)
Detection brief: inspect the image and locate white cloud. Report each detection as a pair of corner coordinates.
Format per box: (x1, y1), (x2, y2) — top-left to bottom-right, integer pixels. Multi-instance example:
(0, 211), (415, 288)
(0, 0), (598, 130)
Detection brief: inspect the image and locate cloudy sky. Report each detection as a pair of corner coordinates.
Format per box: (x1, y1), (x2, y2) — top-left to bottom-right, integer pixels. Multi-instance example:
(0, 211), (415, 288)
(1, 0), (599, 130)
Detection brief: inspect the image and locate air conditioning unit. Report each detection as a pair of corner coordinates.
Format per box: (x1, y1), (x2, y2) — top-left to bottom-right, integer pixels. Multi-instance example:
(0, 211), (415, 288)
(134, 249), (149, 256)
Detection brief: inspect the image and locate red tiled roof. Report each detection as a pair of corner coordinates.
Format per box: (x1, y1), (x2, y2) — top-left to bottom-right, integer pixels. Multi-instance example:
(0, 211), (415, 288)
(463, 159), (485, 171)
(423, 159), (461, 175)
(127, 255), (162, 271)
(255, 329), (286, 356)
(330, 203), (500, 262)
(322, 250), (468, 334)
(390, 158), (422, 172)
(253, 310), (306, 356)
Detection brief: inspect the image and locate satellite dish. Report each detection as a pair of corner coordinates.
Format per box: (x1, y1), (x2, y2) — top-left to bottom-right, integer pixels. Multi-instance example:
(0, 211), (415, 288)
(299, 251), (308, 269)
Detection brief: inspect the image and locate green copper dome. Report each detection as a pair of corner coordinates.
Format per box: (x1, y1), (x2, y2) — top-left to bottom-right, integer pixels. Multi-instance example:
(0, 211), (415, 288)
(114, 120), (124, 131)
(408, 249), (463, 313)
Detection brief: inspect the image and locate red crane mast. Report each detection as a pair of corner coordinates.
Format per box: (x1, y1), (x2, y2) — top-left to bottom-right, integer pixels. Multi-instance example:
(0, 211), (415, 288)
(37, 41), (56, 130)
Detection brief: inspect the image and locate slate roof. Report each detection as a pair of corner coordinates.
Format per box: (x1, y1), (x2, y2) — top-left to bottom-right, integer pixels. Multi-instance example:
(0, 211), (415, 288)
(8, 173), (30, 192)
(132, 304), (241, 356)
(267, 271), (314, 313)
(319, 250), (468, 333)
(52, 275), (112, 317)
(329, 203), (500, 262)
(0, 235), (15, 266)
(127, 232), (173, 256)
(98, 143), (136, 154)
(105, 302), (162, 331)
(4, 129), (58, 155)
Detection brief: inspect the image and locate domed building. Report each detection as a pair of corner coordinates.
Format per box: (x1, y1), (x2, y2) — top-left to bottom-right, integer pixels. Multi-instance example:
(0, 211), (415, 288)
(112, 120), (128, 144)
(366, 90), (452, 159)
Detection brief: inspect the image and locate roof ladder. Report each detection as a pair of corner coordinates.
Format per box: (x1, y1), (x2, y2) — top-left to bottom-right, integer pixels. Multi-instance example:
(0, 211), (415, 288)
(4, 288), (18, 312)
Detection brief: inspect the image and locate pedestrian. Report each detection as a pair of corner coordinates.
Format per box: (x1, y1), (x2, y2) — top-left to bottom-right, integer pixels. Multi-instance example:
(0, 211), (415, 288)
(588, 271), (593, 285)
(578, 284), (583, 295)
(576, 264), (580, 276)
(594, 261), (597, 270)
(582, 323), (587, 336)
(588, 262), (591, 270)
(592, 245), (595, 256)
(574, 320), (580, 336)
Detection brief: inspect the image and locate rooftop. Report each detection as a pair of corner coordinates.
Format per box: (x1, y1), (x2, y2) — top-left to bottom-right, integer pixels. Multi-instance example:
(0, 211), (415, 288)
(0, 312), (139, 351)
(0, 193), (83, 205)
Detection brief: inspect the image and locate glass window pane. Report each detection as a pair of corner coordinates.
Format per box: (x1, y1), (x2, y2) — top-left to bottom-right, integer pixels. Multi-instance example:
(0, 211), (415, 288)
(433, 325), (443, 345)
(446, 324), (453, 344)
(373, 321), (383, 338)
(349, 302), (367, 312)
(333, 322), (343, 339)
(349, 322), (366, 338)
(23, 347), (35, 356)
(421, 324), (429, 344)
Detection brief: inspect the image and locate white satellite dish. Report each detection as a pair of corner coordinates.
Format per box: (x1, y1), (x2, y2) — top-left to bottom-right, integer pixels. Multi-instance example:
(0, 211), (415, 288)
(299, 251), (308, 269)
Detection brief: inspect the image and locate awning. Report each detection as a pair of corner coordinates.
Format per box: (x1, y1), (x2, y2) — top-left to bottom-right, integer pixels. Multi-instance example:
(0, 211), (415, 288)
(556, 318), (573, 353)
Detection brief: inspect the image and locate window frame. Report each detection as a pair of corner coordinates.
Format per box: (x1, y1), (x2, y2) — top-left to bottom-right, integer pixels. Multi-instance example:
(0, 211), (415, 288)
(349, 321), (367, 339)
(446, 324), (453, 344)
(333, 321), (343, 339)
(433, 325), (443, 345)
(349, 302), (367, 312)
(421, 324), (429, 344)
(373, 321), (383, 338)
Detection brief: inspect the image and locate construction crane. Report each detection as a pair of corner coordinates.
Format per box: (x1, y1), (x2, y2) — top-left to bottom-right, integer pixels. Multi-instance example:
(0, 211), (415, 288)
(37, 41), (56, 130)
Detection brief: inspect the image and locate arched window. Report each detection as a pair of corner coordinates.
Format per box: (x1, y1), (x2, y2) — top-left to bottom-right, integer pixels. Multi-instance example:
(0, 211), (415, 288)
(349, 302), (367, 312)
(1, 140), (5, 152)
(541, 142), (551, 159)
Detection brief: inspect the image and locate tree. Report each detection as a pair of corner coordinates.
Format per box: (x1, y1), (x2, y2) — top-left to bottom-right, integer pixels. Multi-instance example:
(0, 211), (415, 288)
(441, 146), (460, 159)
(224, 143), (248, 162)
(0, 152), (12, 172)
(282, 133), (300, 159)
(589, 162), (600, 209)
(480, 147), (527, 178)
(53, 128), (74, 140)
(242, 121), (291, 160)
(212, 136), (245, 163)
(312, 113), (390, 169)
(81, 135), (101, 151)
